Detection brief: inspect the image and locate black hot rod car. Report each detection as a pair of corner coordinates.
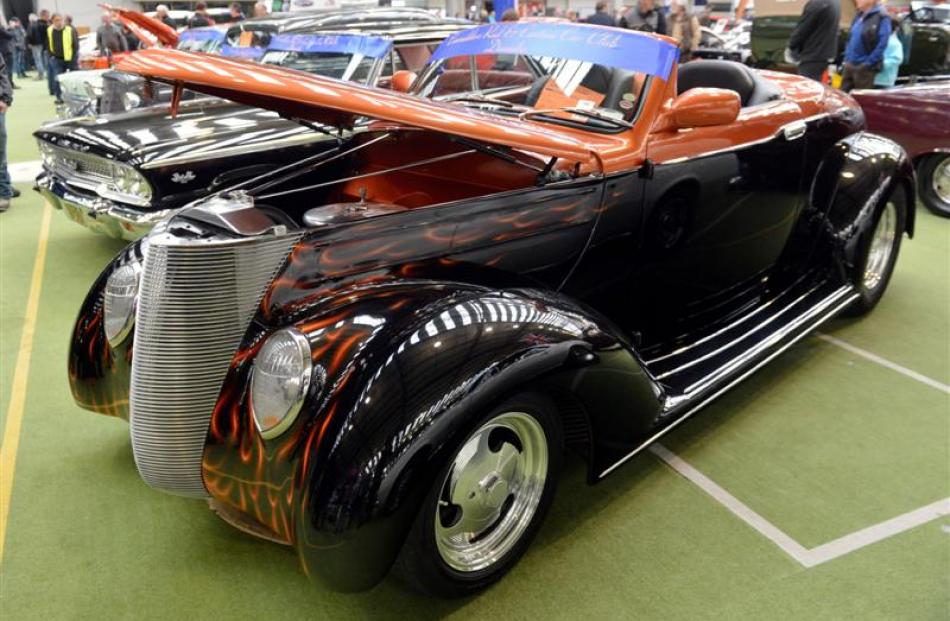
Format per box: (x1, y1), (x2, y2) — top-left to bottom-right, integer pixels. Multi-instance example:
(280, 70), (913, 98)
(69, 23), (915, 596)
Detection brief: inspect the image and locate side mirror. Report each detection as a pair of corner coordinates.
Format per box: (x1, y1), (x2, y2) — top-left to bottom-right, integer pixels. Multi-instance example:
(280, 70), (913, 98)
(391, 70), (417, 93)
(670, 88), (741, 129)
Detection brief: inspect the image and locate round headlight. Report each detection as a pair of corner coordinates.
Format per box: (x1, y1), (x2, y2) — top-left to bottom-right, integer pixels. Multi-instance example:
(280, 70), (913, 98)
(250, 328), (313, 440)
(122, 91), (142, 110)
(103, 263), (141, 347)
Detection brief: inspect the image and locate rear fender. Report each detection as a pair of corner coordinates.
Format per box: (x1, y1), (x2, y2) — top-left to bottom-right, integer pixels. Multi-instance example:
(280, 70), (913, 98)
(811, 132), (916, 272)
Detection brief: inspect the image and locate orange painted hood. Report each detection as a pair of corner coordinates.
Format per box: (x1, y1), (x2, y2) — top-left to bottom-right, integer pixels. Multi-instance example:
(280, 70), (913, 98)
(115, 48), (602, 166)
(101, 4), (178, 47)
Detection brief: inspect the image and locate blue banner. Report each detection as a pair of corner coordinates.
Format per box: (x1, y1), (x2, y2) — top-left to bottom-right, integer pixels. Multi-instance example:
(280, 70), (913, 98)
(178, 28), (226, 43)
(266, 33), (393, 59)
(219, 46), (266, 59)
(429, 22), (677, 79)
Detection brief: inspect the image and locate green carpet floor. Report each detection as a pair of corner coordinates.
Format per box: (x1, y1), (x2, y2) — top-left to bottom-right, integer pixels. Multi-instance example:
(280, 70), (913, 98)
(1, 77), (948, 620)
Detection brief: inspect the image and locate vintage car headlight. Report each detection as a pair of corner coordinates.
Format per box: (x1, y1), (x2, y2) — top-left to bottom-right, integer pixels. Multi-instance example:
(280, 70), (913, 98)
(122, 91), (142, 110)
(103, 263), (141, 347)
(250, 328), (313, 439)
(108, 162), (153, 203)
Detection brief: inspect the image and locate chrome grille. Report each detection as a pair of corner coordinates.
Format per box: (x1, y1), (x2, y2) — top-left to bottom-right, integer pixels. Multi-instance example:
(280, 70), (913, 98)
(42, 143), (114, 189)
(130, 234), (300, 497)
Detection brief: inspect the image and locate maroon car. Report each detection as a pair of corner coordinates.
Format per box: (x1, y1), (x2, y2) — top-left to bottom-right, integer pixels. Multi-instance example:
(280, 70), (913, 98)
(853, 82), (950, 217)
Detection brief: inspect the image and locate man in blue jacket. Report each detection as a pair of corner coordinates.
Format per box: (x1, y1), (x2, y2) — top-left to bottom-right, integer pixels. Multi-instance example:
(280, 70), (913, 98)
(840, 0), (891, 92)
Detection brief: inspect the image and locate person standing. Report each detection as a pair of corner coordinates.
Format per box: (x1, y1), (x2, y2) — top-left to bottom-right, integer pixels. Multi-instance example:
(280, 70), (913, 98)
(874, 17), (904, 88)
(9, 18), (27, 79)
(26, 11), (48, 81)
(253, 2), (270, 18)
(788, 0), (840, 82)
(669, 1), (701, 62)
(47, 13), (79, 104)
(840, 0), (891, 92)
(0, 55), (13, 213)
(96, 12), (128, 56)
(228, 2), (246, 23)
(0, 17), (15, 90)
(586, 1), (617, 26)
(188, 3), (215, 28)
(155, 4), (176, 28)
(621, 0), (668, 35)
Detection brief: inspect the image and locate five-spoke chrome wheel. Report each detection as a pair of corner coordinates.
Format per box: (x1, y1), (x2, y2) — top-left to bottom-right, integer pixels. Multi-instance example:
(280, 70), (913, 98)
(434, 411), (548, 573)
(863, 200), (898, 291)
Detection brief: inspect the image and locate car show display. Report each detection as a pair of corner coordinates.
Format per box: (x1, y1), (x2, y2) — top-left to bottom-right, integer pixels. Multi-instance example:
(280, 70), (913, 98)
(2, 1), (947, 613)
(63, 20), (917, 596)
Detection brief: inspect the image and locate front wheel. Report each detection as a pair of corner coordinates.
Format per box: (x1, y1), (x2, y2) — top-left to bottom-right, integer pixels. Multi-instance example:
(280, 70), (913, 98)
(394, 393), (562, 597)
(918, 154), (950, 217)
(843, 194), (906, 317)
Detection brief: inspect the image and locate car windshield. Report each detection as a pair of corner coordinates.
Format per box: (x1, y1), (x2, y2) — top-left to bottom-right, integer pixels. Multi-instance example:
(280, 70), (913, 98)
(258, 33), (393, 84)
(176, 28), (227, 53)
(411, 22), (678, 133)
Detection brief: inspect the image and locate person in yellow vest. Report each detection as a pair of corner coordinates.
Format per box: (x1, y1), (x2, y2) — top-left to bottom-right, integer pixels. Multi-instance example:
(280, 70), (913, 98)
(46, 13), (78, 104)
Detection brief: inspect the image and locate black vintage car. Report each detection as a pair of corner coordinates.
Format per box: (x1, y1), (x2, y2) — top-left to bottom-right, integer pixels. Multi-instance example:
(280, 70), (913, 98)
(34, 16), (471, 240)
(71, 24), (914, 597)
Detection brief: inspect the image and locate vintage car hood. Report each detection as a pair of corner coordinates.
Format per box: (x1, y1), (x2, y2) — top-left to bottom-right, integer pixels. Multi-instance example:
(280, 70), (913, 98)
(34, 100), (320, 168)
(853, 81), (950, 106)
(102, 4), (179, 47)
(115, 48), (604, 166)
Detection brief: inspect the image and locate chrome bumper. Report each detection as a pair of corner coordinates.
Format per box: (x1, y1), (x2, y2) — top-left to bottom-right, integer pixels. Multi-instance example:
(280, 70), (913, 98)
(35, 174), (169, 241)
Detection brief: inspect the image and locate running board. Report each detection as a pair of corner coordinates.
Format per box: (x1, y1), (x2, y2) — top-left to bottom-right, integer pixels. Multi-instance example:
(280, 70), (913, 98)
(598, 280), (857, 479)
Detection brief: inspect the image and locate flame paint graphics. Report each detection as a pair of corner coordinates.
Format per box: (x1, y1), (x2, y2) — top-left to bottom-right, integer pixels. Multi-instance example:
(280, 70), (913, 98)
(200, 179), (606, 542)
(69, 250), (139, 420)
(202, 300), (383, 544)
(264, 184), (603, 318)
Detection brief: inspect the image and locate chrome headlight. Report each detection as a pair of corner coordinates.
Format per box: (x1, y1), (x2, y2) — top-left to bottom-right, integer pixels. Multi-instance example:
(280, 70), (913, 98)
(250, 328), (315, 440)
(103, 263), (141, 347)
(99, 162), (153, 205)
(38, 141), (55, 170)
(122, 91), (142, 110)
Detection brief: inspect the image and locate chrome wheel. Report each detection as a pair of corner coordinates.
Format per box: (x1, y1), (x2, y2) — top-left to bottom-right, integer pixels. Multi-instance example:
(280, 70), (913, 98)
(932, 157), (950, 204)
(863, 201), (898, 291)
(434, 411), (548, 573)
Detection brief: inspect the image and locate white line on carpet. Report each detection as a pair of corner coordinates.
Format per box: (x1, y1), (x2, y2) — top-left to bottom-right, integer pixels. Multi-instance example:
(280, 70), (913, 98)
(649, 443), (950, 568)
(816, 333), (950, 395)
(10, 160), (42, 183)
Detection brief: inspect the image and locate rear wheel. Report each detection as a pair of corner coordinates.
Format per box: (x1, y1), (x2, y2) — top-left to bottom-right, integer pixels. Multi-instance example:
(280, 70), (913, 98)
(918, 154), (950, 217)
(843, 195), (905, 317)
(395, 393), (562, 597)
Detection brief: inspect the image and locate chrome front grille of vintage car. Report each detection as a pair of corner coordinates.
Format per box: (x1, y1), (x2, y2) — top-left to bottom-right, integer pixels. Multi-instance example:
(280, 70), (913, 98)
(40, 143), (113, 190)
(130, 234), (300, 497)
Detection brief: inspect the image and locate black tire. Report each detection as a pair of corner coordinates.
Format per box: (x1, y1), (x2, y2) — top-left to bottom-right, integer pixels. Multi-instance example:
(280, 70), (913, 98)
(842, 192), (906, 317)
(918, 154), (950, 218)
(393, 392), (563, 598)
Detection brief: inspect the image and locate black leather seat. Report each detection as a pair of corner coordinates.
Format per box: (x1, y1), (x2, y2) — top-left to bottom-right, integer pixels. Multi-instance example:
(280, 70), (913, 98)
(676, 60), (782, 107)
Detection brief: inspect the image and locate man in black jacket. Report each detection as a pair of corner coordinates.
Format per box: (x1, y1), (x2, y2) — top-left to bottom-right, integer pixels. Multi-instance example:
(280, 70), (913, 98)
(26, 11), (49, 81)
(586, 1), (617, 26)
(0, 55), (13, 213)
(788, 0), (841, 82)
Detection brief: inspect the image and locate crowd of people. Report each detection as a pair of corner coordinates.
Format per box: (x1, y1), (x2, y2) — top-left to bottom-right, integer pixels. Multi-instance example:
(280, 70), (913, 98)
(572, 0), (909, 90)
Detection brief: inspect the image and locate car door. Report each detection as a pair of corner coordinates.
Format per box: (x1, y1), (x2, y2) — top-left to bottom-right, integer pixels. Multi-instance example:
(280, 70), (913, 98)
(628, 100), (809, 336)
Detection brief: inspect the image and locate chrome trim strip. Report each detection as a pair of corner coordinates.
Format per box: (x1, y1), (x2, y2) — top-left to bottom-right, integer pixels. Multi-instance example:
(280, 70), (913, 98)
(598, 285), (857, 479)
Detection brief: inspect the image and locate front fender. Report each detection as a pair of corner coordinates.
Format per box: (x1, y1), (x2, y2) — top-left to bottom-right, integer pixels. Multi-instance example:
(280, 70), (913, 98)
(200, 278), (662, 591)
(68, 241), (142, 419)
